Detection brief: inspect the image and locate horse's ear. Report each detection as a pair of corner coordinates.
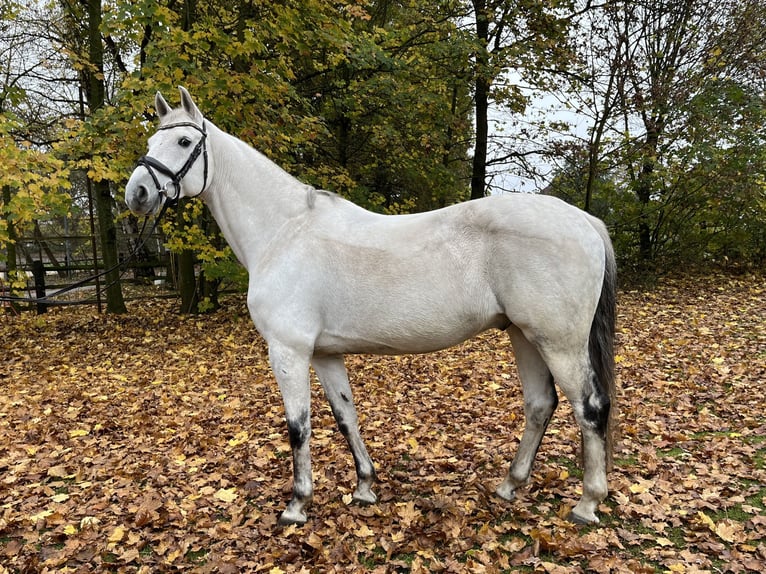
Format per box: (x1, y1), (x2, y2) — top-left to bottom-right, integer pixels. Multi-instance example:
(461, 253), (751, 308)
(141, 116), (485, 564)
(179, 86), (203, 123)
(155, 91), (171, 119)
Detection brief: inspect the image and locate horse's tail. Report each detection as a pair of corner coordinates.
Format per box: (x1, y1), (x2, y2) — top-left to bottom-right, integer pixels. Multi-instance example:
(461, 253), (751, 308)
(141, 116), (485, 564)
(588, 217), (617, 472)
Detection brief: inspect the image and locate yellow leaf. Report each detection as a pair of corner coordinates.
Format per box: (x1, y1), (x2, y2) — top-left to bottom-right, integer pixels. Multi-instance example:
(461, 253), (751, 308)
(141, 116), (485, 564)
(30, 509), (54, 523)
(559, 470), (570, 481)
(47, 465), (69, 478)
(355, 524), (375, 537)
(80, 516), (100, 529)
(396, 501), (419, 526)
(51, 493), (70, 503)
(715, 519), (742, 543)
(629, 481), (649, 494)
(228, 431), (249, 447)
(407, 437), (419, 454)
(697, 511), (715, 530)
(269, 568), (286, 574)
(68, 428), (89, 437)
(667, 563), (686, 572)
(214, 487), (238, 503)
(108, 525), (125, 543)
(63, 524), (78, 535)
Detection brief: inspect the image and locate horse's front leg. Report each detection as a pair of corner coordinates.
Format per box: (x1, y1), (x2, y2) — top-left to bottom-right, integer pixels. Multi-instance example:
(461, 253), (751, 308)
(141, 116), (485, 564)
(312, 355), (377, 505)
(269, 342), (314, 526)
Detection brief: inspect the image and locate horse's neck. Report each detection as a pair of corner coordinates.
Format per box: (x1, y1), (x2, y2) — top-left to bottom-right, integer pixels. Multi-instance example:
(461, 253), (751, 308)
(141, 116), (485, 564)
(202, 124), (307, 269)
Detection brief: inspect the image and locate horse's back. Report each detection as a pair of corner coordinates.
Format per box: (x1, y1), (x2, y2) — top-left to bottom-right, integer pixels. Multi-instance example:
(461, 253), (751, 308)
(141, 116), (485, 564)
(246, 192), (607, 356)
(282, 193), (608, 355)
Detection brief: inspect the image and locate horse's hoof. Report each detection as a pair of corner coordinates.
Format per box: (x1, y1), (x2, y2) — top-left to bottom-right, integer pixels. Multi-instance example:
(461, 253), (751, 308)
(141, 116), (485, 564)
(494, 486), (516, 502)
(277, 509), (308, 527)
(567, 510), (598, 525)
(352, 489), (378, 505)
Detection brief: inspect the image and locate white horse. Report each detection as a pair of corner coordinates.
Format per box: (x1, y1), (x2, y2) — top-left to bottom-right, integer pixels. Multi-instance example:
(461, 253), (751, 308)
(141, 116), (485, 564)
(125, 87), (617, 526)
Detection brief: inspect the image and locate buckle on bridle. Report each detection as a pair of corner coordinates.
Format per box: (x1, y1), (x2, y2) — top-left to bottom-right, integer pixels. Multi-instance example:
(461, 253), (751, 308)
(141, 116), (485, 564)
(160, 179), (180, 207)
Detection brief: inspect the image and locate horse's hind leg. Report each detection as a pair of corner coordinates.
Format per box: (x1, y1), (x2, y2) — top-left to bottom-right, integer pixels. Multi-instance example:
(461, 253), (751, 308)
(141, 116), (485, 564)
(496, 325), (558, 501)
(312, 355), (377, 505)
(543, 347), (610, 524)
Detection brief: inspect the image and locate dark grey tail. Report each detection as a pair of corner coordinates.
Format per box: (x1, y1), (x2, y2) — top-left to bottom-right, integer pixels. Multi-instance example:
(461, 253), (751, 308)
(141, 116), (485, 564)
(589, 220), (617, 471)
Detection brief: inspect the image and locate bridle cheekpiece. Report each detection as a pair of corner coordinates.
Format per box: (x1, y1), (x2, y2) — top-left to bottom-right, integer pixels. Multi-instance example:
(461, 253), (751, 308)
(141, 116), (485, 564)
(136, 121), (209, 208)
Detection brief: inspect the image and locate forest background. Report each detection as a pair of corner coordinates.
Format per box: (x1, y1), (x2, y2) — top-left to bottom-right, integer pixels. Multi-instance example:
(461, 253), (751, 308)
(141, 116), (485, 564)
(1, 0), (766, 314)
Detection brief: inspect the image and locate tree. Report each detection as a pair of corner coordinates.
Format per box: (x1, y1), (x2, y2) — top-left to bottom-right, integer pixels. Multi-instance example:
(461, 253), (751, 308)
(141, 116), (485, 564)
(54, 0), (127, 312)
(298, 0), (473, 212)
(548, 0), (766, 268)
(467, 0), (574, 199)
(1, 1), (72, 305)
(96, 0), (474, 314)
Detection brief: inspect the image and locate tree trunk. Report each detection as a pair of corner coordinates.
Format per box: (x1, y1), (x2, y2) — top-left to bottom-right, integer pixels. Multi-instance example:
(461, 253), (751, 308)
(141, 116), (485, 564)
(175, 203), (199, 314)
(85, 0), (126, 313)
(470, 0), (490, 200)
(177, 247), (198, 314)
(33, 221), (66, 278)
(200, 205), (221, 312)
(171, 0), (201, 314)
(471, 74), (490, 200)
(636, 127), (660, 262)
(2, 185), (19, 312)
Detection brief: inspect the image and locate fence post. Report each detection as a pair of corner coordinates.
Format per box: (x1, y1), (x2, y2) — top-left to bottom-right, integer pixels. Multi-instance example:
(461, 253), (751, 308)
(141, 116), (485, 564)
(32, 260), (48, 314)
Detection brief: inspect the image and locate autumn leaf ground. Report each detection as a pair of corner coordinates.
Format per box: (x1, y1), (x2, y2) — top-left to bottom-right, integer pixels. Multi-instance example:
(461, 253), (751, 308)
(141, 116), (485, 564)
(1, 272), (765, 573)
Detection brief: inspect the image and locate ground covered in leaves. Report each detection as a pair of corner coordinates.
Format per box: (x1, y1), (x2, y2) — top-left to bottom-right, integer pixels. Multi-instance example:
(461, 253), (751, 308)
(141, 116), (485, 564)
(1, 272), (765, 573)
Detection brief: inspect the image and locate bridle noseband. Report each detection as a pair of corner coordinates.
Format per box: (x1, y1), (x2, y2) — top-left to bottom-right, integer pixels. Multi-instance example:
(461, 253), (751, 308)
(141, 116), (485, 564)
(136, 121), (209, 207)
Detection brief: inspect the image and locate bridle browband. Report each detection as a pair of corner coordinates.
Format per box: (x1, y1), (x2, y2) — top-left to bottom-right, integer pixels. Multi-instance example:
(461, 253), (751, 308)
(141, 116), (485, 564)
(136, 121), (209, 208)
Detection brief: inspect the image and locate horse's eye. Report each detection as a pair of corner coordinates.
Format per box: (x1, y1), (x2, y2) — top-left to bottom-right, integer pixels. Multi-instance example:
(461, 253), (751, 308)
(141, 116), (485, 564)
(178, 136), (192, 148)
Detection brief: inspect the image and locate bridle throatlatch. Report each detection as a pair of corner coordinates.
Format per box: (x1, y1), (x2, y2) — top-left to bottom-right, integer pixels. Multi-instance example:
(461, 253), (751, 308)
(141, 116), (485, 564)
(136, 121), (209, 208)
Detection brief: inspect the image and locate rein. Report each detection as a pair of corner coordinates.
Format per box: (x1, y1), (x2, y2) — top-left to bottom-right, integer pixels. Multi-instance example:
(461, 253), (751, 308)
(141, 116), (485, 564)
(136, 121), (209, 206)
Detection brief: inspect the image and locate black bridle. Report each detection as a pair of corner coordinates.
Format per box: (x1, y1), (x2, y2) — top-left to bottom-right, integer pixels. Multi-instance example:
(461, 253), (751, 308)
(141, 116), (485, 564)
(136, 121), (209, 207)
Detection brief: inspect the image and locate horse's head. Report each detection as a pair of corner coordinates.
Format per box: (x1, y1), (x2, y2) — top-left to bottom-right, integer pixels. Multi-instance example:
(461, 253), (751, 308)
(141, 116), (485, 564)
(125, 87), (211, 216)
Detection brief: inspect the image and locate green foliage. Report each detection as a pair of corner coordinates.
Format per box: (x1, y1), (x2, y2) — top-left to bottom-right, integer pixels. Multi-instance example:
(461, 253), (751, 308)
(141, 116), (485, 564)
(0, 114), (71, 261)
(4, 0), (764, 296)
(296, 0), (473, 211)
(548, 78), (766, 270)
(161, 200), (247, 293)
(548, 0), (766, 271)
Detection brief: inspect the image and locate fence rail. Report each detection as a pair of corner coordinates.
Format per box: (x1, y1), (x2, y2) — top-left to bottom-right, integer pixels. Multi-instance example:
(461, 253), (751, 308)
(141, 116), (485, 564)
(1, 254), (174, 314)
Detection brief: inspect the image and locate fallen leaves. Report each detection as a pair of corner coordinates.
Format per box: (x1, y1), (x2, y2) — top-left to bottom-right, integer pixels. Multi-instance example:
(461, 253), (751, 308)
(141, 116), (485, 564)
(1, 272), (765, 572)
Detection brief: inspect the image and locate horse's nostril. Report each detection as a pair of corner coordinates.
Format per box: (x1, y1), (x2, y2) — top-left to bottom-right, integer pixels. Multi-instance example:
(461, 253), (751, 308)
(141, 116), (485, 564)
(136, 184), (149, 203)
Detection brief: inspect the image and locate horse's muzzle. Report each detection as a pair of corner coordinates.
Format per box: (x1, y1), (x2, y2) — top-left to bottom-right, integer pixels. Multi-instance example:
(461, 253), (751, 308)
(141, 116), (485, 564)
(125, 174), (163, 216)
